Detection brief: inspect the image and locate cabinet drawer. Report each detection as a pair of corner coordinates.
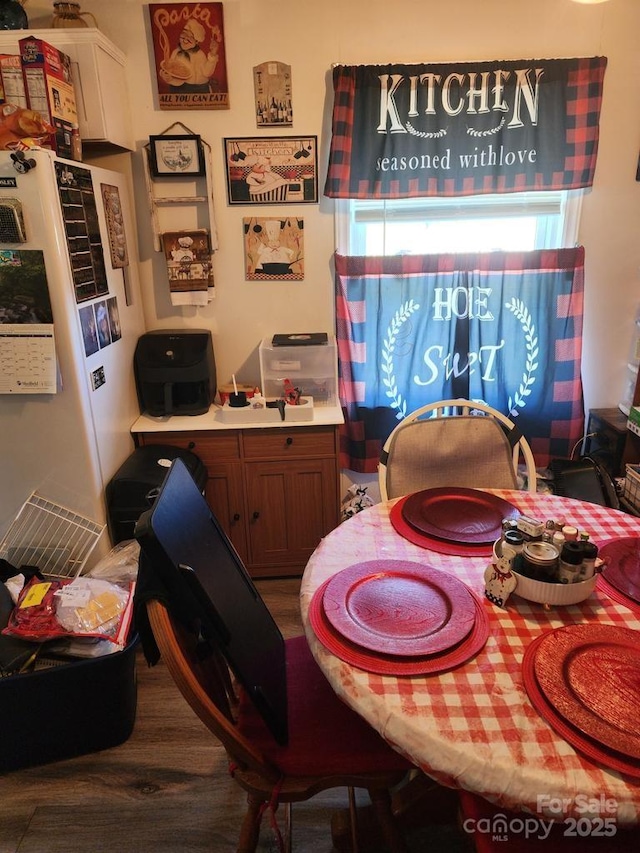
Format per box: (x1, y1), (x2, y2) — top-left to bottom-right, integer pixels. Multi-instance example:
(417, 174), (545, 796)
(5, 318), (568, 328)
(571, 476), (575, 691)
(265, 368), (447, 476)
(138, 431), (241, 465)
(242, 427), (336, 460)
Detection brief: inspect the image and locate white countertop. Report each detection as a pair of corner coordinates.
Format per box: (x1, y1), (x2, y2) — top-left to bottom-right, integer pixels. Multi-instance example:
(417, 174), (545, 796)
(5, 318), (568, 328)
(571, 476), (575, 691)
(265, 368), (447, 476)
(130, 404), (344, 433)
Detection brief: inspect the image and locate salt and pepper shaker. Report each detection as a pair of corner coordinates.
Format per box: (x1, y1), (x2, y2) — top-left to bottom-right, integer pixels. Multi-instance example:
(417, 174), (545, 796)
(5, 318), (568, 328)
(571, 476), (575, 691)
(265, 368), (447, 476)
(484, 544), (518, 608)
(558, 541), (584, 584)
(494, 514), (599, 588)
(503, 529), (525, 554)
(579, 542), (599, 580)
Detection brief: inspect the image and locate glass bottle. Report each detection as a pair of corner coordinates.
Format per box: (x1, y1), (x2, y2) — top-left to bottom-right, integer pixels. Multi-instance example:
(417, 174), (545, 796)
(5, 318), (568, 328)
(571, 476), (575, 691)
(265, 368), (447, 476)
(0, 0), (28, 30)
(52, 2), (98, 28)
(558, 541), (584, 584)
(578, 542), (598, 581)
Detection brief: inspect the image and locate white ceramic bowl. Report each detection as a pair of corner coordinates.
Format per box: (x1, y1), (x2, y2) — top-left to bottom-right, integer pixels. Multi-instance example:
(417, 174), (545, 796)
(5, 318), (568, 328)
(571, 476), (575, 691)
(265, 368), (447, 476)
(492, 538), (597, 606)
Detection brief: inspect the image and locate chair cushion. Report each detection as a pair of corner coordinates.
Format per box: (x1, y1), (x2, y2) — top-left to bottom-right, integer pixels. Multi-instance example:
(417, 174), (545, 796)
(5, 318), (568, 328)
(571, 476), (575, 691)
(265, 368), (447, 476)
(385, 416), (518, 499)
(237, 635), (412, 777)
(459, 791), (640, 852)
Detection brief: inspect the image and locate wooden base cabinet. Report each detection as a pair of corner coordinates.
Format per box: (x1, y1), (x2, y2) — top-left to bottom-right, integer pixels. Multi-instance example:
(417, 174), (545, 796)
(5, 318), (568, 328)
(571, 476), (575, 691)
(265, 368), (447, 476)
(206, 460), (248, 563)
(135, 425), (341, 578)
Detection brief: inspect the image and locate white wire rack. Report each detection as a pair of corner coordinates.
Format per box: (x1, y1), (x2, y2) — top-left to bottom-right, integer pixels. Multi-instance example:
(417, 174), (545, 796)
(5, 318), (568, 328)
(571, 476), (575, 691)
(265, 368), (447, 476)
(0, 493), (105, 578)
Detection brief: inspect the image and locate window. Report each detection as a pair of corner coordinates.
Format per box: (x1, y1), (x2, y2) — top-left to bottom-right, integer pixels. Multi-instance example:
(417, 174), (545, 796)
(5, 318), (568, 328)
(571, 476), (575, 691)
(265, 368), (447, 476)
(335, 190), (582, 256)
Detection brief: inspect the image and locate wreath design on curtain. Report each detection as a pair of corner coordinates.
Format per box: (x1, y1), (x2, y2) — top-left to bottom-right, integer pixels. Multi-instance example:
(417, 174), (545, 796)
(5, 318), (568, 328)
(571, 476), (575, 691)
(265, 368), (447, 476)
(505, 297), (539, 418)
(381, 299), (421, 419)
(381, 296), (539, 422)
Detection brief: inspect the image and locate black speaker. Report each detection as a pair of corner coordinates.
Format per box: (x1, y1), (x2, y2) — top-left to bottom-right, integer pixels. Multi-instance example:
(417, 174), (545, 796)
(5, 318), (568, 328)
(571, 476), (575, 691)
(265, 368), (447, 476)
(0, 198), (26, 243)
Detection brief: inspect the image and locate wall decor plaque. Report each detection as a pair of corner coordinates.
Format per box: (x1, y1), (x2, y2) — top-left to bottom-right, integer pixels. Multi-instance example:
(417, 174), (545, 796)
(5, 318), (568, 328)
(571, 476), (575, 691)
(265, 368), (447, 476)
(100, 183), (129, 269)
(253, 61), (292, 127)
(148, 2), (229, 110)
(224, 136), (317, 205)
(243, 216), (304, 281)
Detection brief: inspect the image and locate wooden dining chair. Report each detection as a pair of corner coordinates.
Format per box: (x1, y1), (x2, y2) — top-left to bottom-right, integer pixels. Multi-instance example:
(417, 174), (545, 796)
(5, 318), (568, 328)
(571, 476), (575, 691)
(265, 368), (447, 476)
(145, 601), (411, 853)
(378, 398), (537, 500)
(458, 790), (640, 852)
(134, 458), (412, 853)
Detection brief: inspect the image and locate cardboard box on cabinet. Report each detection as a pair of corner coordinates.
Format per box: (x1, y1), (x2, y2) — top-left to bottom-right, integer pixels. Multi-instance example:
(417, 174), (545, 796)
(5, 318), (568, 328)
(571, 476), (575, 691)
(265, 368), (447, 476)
(0, 53), (26, 107)
(19, 36), (77, 159)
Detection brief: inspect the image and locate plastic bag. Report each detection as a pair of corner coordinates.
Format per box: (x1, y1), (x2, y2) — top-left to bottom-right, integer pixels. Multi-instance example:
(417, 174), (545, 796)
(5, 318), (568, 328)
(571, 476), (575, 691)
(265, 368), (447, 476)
(2, 576), (135, 646)
(87, 539), (140, 583)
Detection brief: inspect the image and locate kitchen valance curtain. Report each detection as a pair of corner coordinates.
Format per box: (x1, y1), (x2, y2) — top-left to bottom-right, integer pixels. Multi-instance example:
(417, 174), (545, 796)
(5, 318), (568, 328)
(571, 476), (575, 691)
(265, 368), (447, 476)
(325, 57), (607, 199)
(335, 248), (585, 473)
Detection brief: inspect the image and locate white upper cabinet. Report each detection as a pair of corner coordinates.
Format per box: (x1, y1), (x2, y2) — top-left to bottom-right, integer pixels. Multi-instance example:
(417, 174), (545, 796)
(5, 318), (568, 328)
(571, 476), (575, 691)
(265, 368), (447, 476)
(0, 28), (134, 151)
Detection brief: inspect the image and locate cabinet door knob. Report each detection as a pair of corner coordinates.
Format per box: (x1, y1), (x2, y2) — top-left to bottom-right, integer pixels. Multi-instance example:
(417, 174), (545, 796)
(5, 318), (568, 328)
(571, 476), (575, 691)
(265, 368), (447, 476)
(188, 441), (195, 450)
(252, 511), (260, 521)
(232, 513), (240, 522)
(286, 436), (293, 446)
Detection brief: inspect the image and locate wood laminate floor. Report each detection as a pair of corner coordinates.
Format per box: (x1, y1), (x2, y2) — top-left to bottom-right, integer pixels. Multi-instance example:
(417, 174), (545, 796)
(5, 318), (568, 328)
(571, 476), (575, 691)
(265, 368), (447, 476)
(0, 579), (472, 853)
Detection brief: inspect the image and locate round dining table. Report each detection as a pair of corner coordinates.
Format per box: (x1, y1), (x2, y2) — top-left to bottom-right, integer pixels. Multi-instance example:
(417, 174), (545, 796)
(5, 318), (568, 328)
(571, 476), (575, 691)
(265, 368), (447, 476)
(299, 490), (640, 825)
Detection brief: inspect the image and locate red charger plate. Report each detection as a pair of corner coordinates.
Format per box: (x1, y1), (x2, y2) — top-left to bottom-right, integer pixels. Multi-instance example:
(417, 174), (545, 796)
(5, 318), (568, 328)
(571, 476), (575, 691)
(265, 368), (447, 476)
(533, 623), (640, 760)
(401, 487), (519, 545)
(390, 497), (495, 556)
(599, 537), (640, 605)
(523, 630), (640, 779)
(597, 573), (640, 614)
(322, 559), (476, 656)
(309, 578), (489, 676)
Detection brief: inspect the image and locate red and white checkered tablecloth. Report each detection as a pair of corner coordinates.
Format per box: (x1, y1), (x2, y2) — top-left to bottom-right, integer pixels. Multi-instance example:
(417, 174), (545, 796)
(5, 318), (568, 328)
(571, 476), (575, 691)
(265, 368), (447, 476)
(300, 491), (640, 824)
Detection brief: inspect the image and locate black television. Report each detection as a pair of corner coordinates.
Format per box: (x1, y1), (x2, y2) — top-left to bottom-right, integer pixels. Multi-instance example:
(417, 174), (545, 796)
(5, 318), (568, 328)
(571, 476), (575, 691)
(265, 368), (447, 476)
(134, 458), (288, 745)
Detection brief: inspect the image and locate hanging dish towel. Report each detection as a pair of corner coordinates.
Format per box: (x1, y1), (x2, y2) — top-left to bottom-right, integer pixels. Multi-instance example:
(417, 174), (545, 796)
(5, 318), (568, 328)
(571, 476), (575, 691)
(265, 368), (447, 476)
(161, 228), (215, 307)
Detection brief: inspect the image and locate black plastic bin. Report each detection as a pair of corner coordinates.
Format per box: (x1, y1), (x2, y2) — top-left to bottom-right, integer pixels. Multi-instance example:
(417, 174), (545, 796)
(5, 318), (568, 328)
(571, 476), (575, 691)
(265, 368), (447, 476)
(106, 445), (207, 545)
(0, 635), (138, 772)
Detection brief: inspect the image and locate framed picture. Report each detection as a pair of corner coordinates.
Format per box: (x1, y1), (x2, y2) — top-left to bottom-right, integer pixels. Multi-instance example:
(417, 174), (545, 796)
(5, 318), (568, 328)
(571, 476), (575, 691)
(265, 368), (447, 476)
(100, 183), (129, 269)
(148, 2), (229, 110)
(244, 216), (304, 281)
(224, 136), (318, 205)
(148, 134), (206, 178)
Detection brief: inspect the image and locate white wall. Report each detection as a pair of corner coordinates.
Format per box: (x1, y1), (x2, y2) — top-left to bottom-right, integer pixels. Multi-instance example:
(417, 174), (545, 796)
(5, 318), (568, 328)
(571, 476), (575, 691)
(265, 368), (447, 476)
(25, 0), (640, 415)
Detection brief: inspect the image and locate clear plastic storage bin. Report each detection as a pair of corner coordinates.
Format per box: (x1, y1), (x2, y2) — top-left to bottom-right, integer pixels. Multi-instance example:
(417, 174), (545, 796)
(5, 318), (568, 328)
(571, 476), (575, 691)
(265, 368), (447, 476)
(622, 464), (640, 513)
(620, 363), (639, 416)
(259, 335), (338, 406)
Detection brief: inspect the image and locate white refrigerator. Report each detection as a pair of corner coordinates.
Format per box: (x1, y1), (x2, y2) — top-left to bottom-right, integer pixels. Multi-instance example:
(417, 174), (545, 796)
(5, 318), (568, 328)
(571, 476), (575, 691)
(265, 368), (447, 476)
(0, 149), (145, 558)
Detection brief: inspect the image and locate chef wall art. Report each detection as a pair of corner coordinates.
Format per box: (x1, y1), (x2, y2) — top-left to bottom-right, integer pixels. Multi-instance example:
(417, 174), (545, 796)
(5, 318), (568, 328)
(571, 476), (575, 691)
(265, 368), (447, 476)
(244, 217), (304, 281)
(224, 137), (318, 205)
(148, 2), (229, 110)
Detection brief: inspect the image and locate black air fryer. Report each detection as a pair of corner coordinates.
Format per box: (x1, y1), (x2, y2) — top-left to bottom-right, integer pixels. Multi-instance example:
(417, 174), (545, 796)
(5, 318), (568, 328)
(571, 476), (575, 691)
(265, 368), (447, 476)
(134, 329), (216, 416)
